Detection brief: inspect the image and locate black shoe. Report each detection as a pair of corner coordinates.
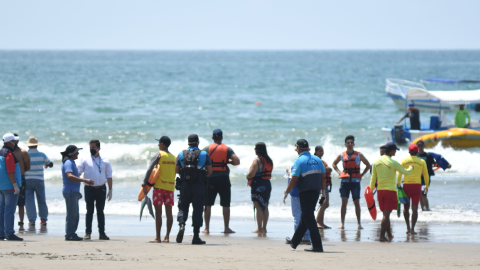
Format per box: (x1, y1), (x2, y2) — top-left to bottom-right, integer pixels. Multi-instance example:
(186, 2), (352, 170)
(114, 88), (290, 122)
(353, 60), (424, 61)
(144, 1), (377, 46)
(0, 236), (5, 241)
(285, 237), (292, 244)
(302, 239), (312, 245)
(65, 235), (83, 241)
(192, 236), (206, 245)
(99, 234), (110, 240)
(6, 234), (24, 241)
(176, 223), (185, 243)
(304, 247), (323, 252)
(290, 242), (297, 250)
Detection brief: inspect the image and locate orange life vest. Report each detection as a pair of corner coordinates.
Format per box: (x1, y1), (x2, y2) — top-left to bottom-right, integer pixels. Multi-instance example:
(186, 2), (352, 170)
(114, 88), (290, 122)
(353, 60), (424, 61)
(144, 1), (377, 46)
(258, 157), (273, 180)
(322, 160), (332, 186)
(339, 151), (362, 180)
(208, 143), (229, 172)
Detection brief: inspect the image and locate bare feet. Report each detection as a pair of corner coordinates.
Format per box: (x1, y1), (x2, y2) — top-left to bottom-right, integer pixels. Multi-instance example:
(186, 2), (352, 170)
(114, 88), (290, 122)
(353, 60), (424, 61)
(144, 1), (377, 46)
(202, 229), (209, 234)
(222, 228), (235, 234)
(406, 229), (411, 234)
(252, 228), (263, 233)
(411, 231), (417, 235)
(379, 237), (388, 242)
(337, 224), (345, 229)
(162, 236), (170, 242)
(358, 224), (364, 230)
(388, 234), (395, 242)
(149, 238), (161, 243)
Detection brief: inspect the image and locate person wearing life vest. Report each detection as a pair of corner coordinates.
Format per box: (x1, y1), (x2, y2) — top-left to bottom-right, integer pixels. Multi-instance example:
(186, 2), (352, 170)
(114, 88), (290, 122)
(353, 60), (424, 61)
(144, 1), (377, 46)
(142, 136), (176, 243)
(202, 129), (240, 234)
(175, 134), (212, 245)
(332, 135), (371, 230)
(0, 133), (23, 241)
(284, 139), (325, 252)
(246, 142), (273, 234)
(314, 146), (333, 230)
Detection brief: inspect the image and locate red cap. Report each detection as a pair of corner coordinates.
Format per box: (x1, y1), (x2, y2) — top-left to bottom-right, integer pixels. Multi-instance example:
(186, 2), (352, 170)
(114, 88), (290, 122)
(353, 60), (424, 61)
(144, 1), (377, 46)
(409, 144), (419, 154)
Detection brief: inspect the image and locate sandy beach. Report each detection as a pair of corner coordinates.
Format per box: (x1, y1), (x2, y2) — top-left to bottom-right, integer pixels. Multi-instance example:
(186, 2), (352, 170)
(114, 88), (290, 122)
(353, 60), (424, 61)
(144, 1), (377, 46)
(1, 233), (479, 269)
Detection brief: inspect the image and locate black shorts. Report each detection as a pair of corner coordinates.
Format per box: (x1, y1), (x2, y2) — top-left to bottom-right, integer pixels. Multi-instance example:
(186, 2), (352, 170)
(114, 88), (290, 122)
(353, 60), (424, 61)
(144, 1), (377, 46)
(206, 175), (231, 207)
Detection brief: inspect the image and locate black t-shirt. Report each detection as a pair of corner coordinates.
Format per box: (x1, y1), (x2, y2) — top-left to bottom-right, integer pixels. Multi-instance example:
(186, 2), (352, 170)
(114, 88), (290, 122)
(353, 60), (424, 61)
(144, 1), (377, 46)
(417, 152), (435, 185)
(407, 108), (421, 130)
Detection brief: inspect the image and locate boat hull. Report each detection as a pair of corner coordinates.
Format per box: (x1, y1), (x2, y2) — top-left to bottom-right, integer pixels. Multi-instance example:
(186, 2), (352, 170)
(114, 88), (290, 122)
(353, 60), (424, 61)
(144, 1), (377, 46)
(412, 128), (480, 148)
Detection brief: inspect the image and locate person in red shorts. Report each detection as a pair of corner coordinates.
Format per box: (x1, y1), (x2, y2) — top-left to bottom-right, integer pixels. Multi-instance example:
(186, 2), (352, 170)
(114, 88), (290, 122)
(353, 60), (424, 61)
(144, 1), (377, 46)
(143, 136), (176, 243)
(370, 142), (413, 242)
(396, 144), (429, 234)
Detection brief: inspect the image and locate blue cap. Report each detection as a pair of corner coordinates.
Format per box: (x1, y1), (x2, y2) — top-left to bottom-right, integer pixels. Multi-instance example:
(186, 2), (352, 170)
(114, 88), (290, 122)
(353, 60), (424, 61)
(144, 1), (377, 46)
(408, 102), (414, 107)
(385, 142), (400, 152)
(213, 129), (223, 138)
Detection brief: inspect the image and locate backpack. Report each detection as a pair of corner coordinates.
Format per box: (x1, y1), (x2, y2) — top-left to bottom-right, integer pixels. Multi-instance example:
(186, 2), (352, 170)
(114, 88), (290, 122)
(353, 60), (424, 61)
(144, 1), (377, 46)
(182, 149), (201, 182)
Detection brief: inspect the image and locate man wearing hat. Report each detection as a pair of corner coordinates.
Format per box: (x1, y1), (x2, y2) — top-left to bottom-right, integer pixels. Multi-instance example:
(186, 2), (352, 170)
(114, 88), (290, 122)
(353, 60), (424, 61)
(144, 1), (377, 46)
(12, 134), (30, 230)
(370, 142), (413, 242)
(175, 134), (212, 245)
(24, 136), (53, 228)
(0, 133), (23, 241)
(396, 102), (421, 130)
(202, 129), (240, 234)
(396, 144), (429, 235)
(284, 139), (326, 252)
(61, 145), (94, 241)
(142, 136), (176, 243)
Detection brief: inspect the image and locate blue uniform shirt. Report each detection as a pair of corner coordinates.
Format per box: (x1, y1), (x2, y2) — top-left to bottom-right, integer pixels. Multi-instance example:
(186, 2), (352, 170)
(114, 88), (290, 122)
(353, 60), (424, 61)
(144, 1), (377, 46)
(176, 146), (212, 181)
(291, 152), (325, 193)
(62, 158), (80, 193)
(287, 165), (300, 197)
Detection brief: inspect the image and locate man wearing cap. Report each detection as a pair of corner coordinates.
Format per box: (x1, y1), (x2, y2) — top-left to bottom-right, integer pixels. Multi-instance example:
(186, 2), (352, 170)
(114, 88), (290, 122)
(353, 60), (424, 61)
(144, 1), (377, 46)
(0, 133), (24, 241)
(24, 136), (53, 228)
(77, 140), (113, 240)
(396, 102), (421, 130)
(202, 129), (240, 234)
(397, 144), (429, 235)
(284, 139), (326, 252)
(61, 145), (94, 241)
(175, 134), (212, 245)
(370, 142), (413, 242)
(12, 134), (30, 229)
(142, 136), (176, 243)
(416, 140), (451, 211)
(455, 104), (470, 128)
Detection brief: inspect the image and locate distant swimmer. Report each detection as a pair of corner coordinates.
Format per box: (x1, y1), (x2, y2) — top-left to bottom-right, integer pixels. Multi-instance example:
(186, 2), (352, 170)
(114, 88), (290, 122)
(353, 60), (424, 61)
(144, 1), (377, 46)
(332, 135), (371, 230)
(285, 139), (325, 252)
(370, 142), (413, 242)
(142, 136), (176, 243)
(396, 144), (429, 235)
(246, 142), (273, 234)
(202, 129), (240, 234)
(396, 102), (421, 130)
(175, 134), (212, 245)
(314, 146), (333, 229)
(416, 140), (451, 211)
(455, 104), (470, 128)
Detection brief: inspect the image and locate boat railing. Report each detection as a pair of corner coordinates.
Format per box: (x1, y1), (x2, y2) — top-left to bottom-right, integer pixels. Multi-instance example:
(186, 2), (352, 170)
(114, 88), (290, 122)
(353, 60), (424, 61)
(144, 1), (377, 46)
(386, 79), (427, 98)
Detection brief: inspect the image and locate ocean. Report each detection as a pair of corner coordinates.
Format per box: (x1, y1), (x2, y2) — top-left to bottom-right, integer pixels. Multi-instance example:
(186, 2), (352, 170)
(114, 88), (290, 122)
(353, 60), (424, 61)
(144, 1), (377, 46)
(1, 50), (480, 229)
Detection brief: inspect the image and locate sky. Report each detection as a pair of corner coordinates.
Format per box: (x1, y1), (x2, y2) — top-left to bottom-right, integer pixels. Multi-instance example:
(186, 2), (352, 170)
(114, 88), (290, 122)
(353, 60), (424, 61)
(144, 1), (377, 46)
(1, 0), (479, 50)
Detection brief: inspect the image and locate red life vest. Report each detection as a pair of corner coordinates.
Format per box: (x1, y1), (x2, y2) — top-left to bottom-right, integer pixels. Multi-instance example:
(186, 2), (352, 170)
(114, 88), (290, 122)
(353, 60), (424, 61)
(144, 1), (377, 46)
(208, 143), (229, 172)
(339, 151), (362, 179)
(322, 160), (332, 186)
(258, 157), (273, 180)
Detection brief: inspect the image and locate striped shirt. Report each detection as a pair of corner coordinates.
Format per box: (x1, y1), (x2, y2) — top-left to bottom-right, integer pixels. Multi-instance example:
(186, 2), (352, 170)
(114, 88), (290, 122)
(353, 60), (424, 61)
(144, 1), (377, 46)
(25, 148), (51, 181)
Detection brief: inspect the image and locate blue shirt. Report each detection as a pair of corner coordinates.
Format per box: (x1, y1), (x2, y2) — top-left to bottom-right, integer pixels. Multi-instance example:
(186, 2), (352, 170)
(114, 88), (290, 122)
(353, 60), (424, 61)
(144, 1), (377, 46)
(25, 148), (51, 181)
(288, 165), (300, 197)
(62, 158), (80, 193)
(176, 146), (212, 180)
(292, 152), (325, 193)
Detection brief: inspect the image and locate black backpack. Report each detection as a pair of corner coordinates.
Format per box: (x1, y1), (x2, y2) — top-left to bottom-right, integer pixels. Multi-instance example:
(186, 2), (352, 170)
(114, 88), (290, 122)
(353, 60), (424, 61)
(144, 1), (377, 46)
(182, 149), (201, 182)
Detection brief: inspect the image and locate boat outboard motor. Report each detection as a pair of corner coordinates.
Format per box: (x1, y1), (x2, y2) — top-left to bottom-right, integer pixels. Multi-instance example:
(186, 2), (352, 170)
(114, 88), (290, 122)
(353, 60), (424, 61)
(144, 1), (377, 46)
(394, 124), (407, 144)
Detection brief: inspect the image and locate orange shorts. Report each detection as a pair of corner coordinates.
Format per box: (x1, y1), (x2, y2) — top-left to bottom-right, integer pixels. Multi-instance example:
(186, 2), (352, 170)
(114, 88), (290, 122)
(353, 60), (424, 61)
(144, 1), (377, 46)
(403, 184), (422, 206)
(153, 189), (174, 206)
(377, 190), (397, 211)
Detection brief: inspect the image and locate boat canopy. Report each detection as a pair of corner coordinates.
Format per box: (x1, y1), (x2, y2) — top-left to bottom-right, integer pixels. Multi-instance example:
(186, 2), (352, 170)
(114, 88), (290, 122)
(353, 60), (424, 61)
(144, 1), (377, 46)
(406, 88), (480, 105)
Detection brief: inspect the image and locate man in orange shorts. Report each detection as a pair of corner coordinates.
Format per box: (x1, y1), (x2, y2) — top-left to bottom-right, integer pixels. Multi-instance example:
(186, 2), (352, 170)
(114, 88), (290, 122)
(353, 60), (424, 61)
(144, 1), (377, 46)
(397, 144), (429, 235)
(370, 142), (413, 242)
(143, 136), (176, 243)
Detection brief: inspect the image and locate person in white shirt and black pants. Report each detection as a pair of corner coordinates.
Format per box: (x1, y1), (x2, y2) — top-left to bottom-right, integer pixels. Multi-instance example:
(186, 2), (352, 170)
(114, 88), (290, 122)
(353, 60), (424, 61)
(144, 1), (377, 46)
(77, 140), (113, 240)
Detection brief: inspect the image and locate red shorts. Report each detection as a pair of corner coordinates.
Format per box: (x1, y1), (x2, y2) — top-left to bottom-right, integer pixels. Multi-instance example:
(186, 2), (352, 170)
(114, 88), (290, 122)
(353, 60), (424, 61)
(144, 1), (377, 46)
(153, 189), (174, 206)
(403, 184), (422, 206)
(377, 190), (397, 211)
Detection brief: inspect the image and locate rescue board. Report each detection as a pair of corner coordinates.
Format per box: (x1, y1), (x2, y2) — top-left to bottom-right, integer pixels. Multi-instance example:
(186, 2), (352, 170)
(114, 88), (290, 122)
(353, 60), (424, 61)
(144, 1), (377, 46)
(364, 186), (377, 220)
(138, 164), (160, 201)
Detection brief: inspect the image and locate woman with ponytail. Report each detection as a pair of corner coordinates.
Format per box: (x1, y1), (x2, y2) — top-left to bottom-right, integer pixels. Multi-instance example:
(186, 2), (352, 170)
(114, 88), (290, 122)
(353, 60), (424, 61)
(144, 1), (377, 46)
(246, 142), (273, 234)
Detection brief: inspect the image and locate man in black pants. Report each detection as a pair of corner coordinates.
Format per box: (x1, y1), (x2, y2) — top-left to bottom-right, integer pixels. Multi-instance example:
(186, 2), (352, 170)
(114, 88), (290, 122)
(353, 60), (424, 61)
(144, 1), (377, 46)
(77, 140), (113, 240)
(284, 139), (326, 252)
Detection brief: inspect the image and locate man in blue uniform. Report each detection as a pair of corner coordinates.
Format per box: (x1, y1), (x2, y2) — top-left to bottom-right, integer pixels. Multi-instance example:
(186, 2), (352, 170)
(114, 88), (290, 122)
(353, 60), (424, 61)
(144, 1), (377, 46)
(284, 139), (326, 252)
(175, 134), (212, 245)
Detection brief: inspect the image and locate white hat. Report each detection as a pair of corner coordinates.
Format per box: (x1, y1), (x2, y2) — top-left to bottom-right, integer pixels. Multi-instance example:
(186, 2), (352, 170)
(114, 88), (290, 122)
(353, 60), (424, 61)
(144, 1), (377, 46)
(14, 134), (20, 141)
(3, 133), (15, 143)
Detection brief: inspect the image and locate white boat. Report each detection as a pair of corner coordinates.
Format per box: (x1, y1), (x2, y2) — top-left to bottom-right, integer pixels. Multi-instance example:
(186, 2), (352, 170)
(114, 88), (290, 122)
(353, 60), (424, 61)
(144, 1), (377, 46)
(385, 78), (480, 112)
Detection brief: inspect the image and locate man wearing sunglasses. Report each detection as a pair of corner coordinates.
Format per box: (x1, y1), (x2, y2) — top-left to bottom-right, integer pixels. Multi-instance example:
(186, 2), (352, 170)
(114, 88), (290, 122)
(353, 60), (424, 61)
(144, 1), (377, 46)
(332, 135), (371, 230)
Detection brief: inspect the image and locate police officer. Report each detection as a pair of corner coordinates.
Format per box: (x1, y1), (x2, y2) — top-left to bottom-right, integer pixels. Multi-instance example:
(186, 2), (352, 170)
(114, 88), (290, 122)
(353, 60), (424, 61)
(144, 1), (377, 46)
(175, 134), (212, 245)
(284, 139), (326, 252)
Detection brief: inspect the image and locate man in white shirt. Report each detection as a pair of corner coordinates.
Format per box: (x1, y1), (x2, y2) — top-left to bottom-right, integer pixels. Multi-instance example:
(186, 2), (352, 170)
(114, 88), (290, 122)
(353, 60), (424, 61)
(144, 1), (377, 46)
(77, 140), (113, 240)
